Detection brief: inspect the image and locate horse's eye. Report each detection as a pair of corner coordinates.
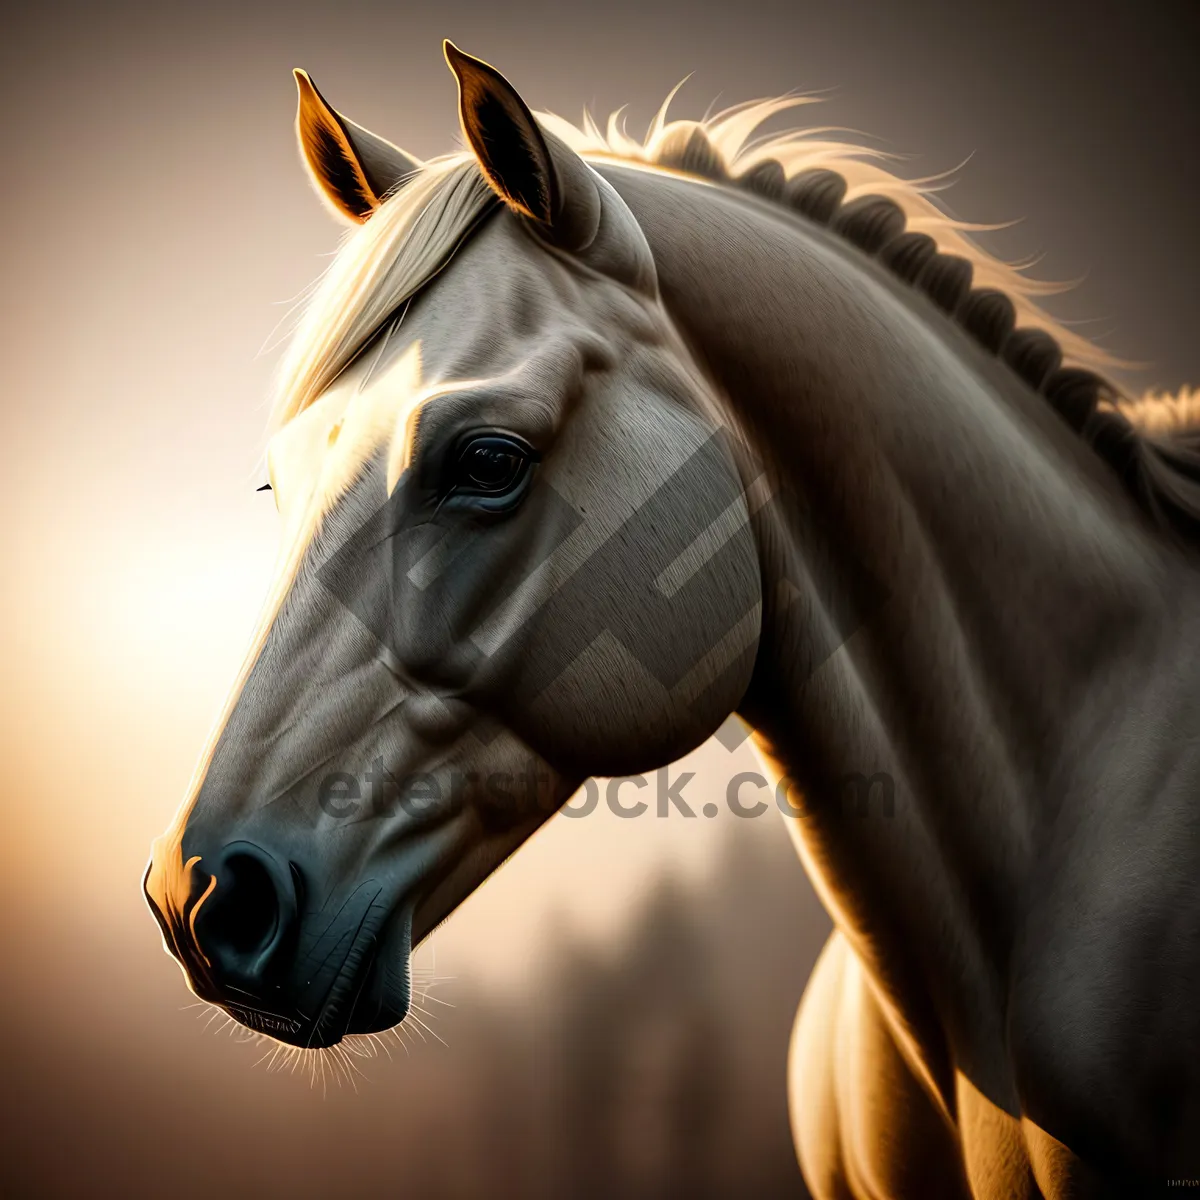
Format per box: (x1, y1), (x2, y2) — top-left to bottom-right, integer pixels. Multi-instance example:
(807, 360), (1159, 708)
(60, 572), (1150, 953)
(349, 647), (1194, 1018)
(447, 434), (537, 506)
(460, 441), (522, 491)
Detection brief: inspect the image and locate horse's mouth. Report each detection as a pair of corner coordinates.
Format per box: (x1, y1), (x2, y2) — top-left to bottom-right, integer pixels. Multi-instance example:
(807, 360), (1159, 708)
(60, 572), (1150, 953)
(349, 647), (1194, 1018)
(301, 938), (383, 1048)
(211, 898), (409, 1049)
(223, 1000), (307, 1041)
(260, 915), (415, 1049)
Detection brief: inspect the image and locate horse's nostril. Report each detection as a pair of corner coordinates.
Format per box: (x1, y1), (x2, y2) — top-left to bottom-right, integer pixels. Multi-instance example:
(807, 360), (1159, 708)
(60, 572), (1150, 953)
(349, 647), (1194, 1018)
(193, 842), (297, 986)
(207, 852), (279, 955)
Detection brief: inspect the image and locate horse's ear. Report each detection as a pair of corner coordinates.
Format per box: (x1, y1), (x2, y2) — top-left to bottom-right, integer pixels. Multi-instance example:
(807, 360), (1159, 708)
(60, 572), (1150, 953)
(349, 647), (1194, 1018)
(444, 41), (600, 250)
(293, 69), (422, 224)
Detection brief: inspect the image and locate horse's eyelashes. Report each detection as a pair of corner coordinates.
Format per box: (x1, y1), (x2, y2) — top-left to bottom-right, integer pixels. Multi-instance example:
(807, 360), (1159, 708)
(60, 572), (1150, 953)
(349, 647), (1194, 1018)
(256, 482), (273, 492)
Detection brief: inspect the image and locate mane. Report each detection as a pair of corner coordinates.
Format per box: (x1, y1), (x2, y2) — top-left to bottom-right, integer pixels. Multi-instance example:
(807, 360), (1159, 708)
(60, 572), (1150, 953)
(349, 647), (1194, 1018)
(273, 156), (496, 425)
(273, 94), (1200, 540)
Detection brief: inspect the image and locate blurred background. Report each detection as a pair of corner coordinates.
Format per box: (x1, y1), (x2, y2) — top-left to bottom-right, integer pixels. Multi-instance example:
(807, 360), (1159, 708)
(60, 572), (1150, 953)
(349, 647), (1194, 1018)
(1, 1), (1196, 1195)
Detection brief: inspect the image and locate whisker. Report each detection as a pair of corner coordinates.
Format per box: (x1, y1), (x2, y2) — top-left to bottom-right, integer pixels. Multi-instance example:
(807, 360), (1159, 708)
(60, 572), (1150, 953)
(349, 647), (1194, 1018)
(416, 992), (456, 1009)
(407, 1012), (448, 1048)
(254, 1042), (282, 1071)
(337, 1044), (367, 1089)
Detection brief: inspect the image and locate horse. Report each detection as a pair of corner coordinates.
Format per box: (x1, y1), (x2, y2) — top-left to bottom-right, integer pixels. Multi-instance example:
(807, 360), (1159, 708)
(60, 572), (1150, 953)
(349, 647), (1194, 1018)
(143, 41), (1200, 1197)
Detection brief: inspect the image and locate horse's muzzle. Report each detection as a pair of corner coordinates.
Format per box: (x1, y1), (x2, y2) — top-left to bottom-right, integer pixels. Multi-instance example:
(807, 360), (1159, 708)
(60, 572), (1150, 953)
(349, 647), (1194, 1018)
(144, 840), (396, 1046)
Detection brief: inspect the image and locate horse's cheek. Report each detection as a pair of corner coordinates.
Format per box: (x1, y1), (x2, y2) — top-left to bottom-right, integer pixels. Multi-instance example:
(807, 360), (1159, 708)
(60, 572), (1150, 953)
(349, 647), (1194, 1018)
(504, 522), (760, 776)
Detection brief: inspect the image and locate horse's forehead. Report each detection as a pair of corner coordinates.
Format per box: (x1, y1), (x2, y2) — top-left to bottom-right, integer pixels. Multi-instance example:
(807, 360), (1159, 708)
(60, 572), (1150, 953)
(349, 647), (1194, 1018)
(267, 209), (669, 532)
(404, 214), (602, 379)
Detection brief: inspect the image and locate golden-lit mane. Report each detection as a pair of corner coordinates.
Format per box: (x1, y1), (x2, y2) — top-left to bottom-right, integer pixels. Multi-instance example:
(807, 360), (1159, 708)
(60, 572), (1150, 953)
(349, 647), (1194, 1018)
(273, 157), (495, 427)
(272, 92), (1198, 434)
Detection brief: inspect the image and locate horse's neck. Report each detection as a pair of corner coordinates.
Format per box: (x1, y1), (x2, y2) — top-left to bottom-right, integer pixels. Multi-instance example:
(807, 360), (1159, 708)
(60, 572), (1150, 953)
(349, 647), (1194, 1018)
(607, 164), (1196, 1101)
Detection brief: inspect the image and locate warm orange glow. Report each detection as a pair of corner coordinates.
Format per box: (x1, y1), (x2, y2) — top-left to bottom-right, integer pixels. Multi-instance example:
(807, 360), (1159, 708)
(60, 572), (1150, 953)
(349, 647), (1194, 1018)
(186, 861), (216, 968)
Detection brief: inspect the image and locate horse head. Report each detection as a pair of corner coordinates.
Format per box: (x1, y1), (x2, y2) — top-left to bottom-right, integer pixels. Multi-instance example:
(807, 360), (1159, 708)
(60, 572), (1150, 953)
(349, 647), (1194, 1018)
(143, 44), (761, 1047)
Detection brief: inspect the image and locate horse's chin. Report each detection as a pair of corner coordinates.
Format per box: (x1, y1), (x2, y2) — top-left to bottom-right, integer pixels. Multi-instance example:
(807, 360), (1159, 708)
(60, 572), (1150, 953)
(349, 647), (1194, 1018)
(338, 934), (414, 1043)
(231, 915), (414, 1049)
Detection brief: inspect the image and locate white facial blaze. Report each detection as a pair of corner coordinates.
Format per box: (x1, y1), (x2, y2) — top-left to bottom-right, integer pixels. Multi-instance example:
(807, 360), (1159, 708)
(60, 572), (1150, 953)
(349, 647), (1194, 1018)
(164, 337), (514, 846)
(162, 341), (433, 845)
(269, 340), (425, 539)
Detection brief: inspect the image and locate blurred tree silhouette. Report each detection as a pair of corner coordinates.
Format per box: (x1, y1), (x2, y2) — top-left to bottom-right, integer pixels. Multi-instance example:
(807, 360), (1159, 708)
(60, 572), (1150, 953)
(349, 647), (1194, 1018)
(431, 824), (829, 1199)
